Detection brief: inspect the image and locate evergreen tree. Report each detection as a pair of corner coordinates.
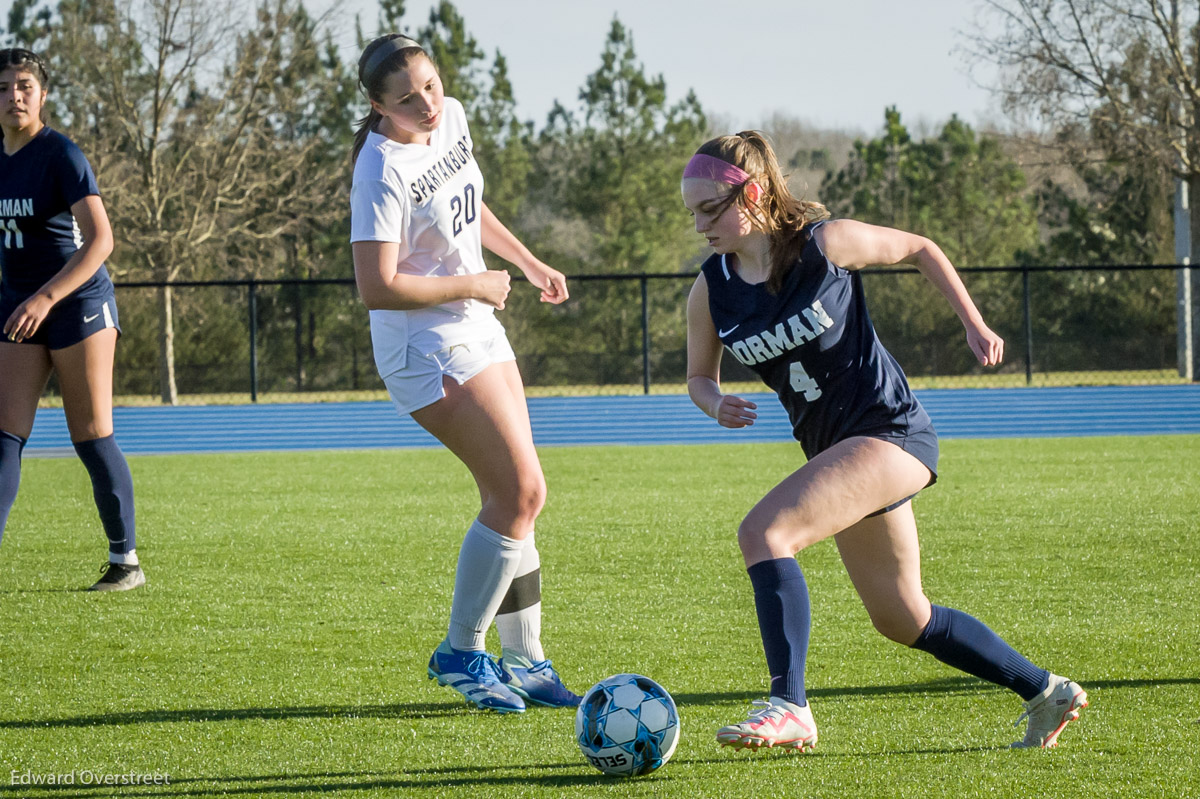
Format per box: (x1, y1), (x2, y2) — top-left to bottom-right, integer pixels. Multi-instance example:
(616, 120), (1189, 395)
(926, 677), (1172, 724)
(414, 3), (530, 223)
(468, 52), (531, 224)
(2, 0), (53, 44)
(1018, 149), (1175, 374)
(520, 18), (707, 387)
(821, 109), (1039, 377)
(417, 0), (482, 109)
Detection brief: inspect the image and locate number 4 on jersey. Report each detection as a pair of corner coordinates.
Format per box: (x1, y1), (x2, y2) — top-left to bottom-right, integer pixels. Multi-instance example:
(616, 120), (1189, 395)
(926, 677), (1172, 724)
(789, 361), (821, 400)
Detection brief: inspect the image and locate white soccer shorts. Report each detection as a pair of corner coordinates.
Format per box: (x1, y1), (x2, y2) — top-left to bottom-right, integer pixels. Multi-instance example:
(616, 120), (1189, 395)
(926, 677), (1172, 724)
(381, 333), (517, 415)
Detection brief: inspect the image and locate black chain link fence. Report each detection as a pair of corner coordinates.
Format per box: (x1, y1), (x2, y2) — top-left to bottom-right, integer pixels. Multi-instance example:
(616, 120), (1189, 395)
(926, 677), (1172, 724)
(95, 265), (1189, 404)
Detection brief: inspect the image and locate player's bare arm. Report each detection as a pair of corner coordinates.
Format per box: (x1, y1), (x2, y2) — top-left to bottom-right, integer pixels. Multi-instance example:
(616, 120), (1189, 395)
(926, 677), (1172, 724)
(352, 240), (511, 310)
(479, 203), (568, 304)
(685, 273), (756, 427)
(817, 220), (1003, 367)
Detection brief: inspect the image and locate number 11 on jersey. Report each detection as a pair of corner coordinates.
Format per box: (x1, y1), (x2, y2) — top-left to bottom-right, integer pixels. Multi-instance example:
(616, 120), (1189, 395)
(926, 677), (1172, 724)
(1, 218), (24, 249)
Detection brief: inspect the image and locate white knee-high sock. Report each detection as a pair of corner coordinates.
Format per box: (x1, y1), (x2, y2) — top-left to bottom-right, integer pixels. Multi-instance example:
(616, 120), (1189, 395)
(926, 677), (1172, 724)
(447, 518), (525, 651)
(495, 532), (544, 662)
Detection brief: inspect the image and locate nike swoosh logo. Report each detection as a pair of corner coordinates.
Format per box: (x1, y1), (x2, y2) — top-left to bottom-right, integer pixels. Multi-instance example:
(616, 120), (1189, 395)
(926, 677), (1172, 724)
(83, 313), (100, 323)
(717, 325), (739, 337)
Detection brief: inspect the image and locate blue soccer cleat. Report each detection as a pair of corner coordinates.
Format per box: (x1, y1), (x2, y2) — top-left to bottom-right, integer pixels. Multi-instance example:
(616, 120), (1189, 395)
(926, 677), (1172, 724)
(427, 641), (525, 713)
(498, 652), (581, 707)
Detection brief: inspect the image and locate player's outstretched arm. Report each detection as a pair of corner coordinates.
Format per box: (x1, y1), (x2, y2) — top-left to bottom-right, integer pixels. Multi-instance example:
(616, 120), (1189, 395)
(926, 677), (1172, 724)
(479, 203), (568, 305)
(686, 274), (757, 428)
(816, 219), (1004, 367)
(352, 240), (511, 311)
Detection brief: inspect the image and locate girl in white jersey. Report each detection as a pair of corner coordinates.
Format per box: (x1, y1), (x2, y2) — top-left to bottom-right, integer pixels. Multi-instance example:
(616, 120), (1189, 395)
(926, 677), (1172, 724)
(350, 34), (577, 713)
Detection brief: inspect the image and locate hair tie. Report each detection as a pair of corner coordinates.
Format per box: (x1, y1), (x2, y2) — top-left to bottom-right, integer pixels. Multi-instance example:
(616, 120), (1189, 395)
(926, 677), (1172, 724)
(682, 153), (751, 185)
(362, 35), (423, 84)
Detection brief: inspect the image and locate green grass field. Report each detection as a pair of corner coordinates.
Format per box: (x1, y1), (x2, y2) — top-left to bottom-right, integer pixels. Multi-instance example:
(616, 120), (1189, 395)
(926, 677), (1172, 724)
(1, 436), (1197, 798)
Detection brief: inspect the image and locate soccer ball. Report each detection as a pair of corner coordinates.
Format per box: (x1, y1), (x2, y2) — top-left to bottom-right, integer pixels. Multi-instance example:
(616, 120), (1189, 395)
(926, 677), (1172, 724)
(575, 673), (680, 777)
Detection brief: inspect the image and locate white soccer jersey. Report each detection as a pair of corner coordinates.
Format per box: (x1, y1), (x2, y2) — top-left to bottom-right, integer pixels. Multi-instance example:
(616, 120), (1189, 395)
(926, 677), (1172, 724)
(351, 97), (503, 377)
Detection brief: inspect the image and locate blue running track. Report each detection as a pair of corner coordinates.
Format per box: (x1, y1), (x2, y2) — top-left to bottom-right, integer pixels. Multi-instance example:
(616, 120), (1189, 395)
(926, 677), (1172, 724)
(23, 385), (1200, 456)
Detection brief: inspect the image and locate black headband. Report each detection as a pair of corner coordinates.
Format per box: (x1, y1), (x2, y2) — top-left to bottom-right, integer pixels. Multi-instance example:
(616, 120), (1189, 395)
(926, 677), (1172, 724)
(362, 36), (423, 84)
(0, 48), (46, 70)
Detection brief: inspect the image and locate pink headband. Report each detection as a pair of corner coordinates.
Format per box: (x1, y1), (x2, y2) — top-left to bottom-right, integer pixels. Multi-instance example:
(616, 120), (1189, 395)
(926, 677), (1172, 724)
(682, 153), (751, 185)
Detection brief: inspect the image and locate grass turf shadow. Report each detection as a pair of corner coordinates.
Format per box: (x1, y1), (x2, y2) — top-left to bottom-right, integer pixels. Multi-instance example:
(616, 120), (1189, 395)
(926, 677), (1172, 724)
(4, 676), (1193, 731)
(1, 763), (638, 797)
(0, 701), (479, 729)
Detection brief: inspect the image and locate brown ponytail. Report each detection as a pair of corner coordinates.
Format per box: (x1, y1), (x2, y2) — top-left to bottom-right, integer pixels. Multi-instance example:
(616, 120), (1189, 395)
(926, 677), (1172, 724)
(352, 34), (430, 164)
(693, 131), (829, 293)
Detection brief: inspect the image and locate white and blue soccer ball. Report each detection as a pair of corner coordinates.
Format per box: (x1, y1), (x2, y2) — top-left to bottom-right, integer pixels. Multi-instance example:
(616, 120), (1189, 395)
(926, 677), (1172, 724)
(575, 673), (680, 777)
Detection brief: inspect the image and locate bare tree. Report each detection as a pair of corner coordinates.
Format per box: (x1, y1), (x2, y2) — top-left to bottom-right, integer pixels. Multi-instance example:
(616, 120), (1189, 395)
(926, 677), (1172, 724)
(47, 0), (350, 402)
(970, 0), (1200, 377)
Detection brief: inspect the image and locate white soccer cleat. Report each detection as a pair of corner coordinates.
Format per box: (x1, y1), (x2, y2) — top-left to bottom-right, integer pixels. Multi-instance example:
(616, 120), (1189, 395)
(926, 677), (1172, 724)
(1010, 673), (1088, 749)
(88, 562), (146, 592)
(716, 696), (817, 751)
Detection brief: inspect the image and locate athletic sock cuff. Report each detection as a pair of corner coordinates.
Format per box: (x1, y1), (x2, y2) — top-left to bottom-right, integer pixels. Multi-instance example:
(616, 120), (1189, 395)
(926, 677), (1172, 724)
(468, 518), (526, 552)
(911, 603), (951, 649)
(1, 430), (28, 450)
(747, 557), (804, 588)
(72, 433), (118, 454)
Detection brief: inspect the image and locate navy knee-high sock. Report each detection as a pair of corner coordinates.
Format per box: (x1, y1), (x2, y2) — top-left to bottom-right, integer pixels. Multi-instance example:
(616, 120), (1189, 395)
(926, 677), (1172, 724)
(911, 604), (1049, 701)
(747, 558), (811, 706)
(0, 431), (26, 543)
(73, 435), (136, 557)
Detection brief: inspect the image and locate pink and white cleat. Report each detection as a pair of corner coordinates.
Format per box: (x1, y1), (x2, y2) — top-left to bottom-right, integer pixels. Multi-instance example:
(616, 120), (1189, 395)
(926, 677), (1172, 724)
(1011, 674), (1088, 748)
(717, 696), (818, 751)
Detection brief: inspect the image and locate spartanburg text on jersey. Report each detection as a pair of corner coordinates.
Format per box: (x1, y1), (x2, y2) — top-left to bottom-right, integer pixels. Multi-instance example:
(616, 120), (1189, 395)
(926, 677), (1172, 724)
(701, 220), (932, 458)
(0, 127), (113, 301)
(349, 97), (502, 377)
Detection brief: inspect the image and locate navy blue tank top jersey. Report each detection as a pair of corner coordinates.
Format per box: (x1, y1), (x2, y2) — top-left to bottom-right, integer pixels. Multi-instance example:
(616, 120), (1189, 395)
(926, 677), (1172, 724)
(0, 126), (112, 299)
(702, 221), (932, 458)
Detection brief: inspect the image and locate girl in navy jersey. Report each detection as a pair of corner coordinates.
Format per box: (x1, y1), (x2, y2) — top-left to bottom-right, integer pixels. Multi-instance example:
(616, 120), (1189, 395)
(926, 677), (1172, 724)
(350, 35), (577, 713)
(0, 48), (142, 591)
(681, 131), (1085, 750)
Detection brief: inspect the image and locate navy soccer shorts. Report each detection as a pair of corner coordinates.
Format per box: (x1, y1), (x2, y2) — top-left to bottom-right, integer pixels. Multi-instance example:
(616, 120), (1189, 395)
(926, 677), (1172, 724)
(865, 423), (940, 518)
(0, 287), (121, 350)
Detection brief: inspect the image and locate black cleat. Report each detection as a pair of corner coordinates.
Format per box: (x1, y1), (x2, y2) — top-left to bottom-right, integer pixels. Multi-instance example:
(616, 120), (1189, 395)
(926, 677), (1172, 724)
(88, 562), (146, 592)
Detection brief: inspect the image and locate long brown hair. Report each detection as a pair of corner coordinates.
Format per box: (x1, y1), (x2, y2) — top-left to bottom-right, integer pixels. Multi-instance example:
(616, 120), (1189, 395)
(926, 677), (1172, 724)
(352, 34), (430, 164)
(694, 131), (829, 293)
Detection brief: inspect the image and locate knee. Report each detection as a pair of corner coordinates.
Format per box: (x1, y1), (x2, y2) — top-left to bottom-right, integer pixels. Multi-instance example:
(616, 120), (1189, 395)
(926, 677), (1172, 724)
(737, 514), (810, 559)
(493, 467), (546, 525)
(516, 471), (547, 520)
(866, 604), (928, 646)
(68, 423), (112, 443)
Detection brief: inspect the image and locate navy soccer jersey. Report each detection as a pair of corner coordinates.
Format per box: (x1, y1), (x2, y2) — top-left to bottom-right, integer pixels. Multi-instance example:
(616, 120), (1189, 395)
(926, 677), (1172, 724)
(702, 221), (932, 458)
(0, 126), (112, 299)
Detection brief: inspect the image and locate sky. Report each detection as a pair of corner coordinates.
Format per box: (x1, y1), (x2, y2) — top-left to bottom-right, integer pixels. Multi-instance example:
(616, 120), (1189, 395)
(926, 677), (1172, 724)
(320, 0), (1003, 135)
(0, 0), (1002, 133)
